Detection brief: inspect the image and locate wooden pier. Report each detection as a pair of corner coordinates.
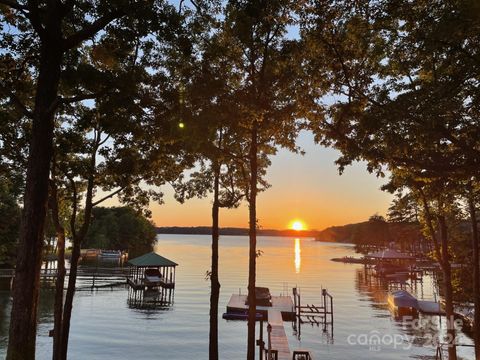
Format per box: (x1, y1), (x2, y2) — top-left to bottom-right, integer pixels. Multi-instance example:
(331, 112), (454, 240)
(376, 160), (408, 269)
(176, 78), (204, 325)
(223, 287), (329, 359)
(267, 309), (291, 360)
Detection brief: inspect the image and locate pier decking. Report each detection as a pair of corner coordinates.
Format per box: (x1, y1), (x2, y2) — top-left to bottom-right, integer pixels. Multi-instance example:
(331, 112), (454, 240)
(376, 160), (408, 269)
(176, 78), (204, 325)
(226, 294), (295, 321)
(267, 309), (291, 360)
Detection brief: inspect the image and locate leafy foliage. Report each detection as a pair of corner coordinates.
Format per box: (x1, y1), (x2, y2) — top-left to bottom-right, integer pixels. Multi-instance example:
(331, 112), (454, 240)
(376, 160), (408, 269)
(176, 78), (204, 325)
(84, 207), (156, 258)
(0, 177), (21, 267)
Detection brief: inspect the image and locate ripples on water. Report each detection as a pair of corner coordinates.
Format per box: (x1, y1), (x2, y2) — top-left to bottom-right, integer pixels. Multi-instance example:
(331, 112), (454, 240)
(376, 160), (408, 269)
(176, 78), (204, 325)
(0, 235), (475, 359)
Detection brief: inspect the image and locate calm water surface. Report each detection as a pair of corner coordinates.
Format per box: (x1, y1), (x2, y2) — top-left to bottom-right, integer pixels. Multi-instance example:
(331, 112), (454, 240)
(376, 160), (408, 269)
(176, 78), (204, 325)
(0, 235), (475, 359)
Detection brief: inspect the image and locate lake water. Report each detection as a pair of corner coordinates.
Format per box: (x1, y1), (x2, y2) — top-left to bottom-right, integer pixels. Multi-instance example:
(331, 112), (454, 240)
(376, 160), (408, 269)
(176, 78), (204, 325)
(0, 235), (475, 359)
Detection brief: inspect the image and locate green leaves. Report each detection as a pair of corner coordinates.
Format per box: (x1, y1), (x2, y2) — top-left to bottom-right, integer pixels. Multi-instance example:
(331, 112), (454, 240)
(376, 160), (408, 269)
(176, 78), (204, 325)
(305, 0), (480, 181)
(83, 206), (156, 256)
(0, 177), (20, 267)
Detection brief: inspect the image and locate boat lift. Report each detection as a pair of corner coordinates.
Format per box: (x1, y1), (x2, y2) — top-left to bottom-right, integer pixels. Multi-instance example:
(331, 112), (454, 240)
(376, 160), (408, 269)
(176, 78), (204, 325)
(292, 287), (334, 338)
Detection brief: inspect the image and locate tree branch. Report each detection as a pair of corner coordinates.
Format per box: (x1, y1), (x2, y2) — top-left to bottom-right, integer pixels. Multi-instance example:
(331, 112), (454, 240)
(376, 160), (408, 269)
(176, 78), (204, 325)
(91, 186), (127, 207)
(418, 187), (443, 267)
(0, 86), (33, 118)
(0, 0), (27, 10)
(27, 0), (46, 38)
(62, 9), (125, 50)
(60, 0), (74, 16)
(66, 174), (78, 240)
(60, 91), (106, 104)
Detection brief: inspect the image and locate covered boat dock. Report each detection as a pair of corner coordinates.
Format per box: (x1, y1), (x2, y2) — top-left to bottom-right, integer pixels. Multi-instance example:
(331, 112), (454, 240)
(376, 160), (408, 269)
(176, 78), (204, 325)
(365, 248), (415, 262)
(127, 252), (177, 290)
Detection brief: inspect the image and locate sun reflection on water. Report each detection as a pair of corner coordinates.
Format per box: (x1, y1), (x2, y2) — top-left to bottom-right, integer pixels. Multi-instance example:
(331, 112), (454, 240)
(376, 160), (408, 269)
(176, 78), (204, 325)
(294, 238), (301, 273)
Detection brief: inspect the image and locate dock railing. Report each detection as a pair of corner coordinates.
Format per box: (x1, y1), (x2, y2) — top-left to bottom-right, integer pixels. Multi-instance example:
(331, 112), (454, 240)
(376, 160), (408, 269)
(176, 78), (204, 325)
(1, 267), (128, 290)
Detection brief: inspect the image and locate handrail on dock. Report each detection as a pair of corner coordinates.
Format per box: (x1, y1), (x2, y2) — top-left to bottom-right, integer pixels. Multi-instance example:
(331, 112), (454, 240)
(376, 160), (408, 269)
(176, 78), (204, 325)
(1, 267), (129, 290)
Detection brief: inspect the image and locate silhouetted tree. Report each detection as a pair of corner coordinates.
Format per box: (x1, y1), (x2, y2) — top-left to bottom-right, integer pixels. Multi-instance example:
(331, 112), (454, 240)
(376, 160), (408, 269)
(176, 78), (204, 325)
(304, 1), (480, 358)
(219, 2), (322, 357)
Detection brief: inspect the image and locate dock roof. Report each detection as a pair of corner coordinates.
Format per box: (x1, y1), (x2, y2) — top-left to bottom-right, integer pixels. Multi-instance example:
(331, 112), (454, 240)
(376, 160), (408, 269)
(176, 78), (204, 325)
(128, 252), (178, 267)
(365, 248), (414, 260)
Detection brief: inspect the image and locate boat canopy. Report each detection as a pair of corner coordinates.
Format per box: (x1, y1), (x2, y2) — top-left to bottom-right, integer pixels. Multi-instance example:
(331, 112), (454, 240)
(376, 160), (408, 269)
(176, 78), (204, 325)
(128, 252), (178, 268)
(390, 290), (419, 309)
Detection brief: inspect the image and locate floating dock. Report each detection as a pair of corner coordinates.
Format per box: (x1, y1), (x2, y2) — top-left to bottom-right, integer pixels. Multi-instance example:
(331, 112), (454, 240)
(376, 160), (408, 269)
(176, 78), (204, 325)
(226, 294), (295, 321)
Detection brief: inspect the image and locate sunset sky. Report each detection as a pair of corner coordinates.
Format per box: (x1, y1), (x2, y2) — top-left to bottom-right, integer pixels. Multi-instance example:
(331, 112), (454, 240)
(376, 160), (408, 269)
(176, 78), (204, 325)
(136, 130), (393, 231)
(94, 4), (392, 231)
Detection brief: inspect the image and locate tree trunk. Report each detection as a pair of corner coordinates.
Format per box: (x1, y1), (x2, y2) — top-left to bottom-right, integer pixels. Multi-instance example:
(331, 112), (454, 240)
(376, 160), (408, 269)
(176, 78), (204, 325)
(468, 193), (480, 359)
(7, 39), (62, 360)
(247, 122), (258, 360)
(60, 140), (97, 360)
(59, 234), (81, 360)
(49, 179), (66, 360)
(420, 192), (457, 360)
(438, 216), (457, 360)
(209, 163), (221, 360)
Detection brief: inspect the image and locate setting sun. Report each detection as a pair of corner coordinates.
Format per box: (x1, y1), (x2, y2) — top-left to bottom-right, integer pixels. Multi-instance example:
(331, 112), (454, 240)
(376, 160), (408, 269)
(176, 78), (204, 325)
(291, 220), (305, 231)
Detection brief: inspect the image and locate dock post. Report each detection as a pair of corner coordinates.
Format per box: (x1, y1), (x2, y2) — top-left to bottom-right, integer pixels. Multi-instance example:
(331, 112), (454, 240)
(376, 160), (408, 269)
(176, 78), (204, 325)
(91, 266), (97, 290)
(330, 294), (334, 327)
(297, 290), (301, 318)
(293, 288), (297, 314)
(322, 289), (326, 319)
(267, 323), (272, 360)
(258, 319), (264, 360)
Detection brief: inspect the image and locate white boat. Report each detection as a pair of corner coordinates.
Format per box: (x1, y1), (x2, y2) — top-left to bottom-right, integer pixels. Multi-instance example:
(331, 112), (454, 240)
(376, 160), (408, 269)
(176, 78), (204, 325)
(99, 250), (122, 258)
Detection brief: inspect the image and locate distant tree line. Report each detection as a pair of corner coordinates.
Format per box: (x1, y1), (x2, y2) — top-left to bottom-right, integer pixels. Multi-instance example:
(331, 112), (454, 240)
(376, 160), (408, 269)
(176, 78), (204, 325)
(315, 214), (426, 254)
(157, 226), (320, 238)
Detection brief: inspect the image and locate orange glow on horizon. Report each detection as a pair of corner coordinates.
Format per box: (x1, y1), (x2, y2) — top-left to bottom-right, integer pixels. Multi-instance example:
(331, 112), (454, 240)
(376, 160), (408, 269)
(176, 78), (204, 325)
(97, 130), (394, 230)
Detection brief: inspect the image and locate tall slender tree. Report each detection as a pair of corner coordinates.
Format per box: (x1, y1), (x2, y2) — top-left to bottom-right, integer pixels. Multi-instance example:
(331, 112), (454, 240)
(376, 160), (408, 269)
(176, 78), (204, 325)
(171, 54), (250, 360)
(216, 2), (322, 357)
